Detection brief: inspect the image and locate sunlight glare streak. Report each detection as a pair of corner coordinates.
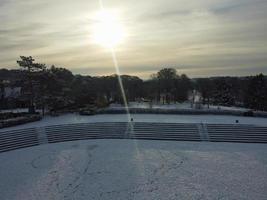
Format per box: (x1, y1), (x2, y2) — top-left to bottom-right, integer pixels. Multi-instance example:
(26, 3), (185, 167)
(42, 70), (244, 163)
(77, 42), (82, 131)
(110, 48), (132, 124)
(95, 3), (145, 187)
(96, 0), (133, 134)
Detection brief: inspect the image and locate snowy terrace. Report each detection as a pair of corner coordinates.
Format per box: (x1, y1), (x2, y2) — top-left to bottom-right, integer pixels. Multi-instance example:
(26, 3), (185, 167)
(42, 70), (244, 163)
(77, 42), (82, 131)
(1, 104), (267, 199)
(1, 139), (267, 200)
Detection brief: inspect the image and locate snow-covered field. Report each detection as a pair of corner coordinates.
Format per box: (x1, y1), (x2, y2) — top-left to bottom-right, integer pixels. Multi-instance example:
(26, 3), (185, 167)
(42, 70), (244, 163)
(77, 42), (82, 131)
(1, 113), (267, 132)
(0, 139), (266, 200)
(2, 102), (266, 132)
(0, 103), (248, 113)
(0, 108), (42, 113)
(109, 102), (249, 111)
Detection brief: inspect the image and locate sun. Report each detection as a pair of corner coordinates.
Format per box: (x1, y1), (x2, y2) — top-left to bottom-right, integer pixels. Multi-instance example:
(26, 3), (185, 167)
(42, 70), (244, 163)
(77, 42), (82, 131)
(92, 10), (125, 48)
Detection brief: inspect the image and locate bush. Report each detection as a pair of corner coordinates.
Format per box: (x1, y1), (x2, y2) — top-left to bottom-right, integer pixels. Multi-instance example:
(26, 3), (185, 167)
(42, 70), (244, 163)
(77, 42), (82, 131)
(79, 105), (97, 115)
(0, 112), (25, 120)
(95, 96), (108, 108)
(243, 110), (254, 117)
(0, 113), (42, 128)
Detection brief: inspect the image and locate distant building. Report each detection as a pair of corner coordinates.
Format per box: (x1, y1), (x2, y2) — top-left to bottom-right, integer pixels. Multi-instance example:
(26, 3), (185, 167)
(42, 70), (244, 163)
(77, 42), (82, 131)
(4, 86), (21, 98)
(189, 90), (203, 109)
(0, 81), (26, 109)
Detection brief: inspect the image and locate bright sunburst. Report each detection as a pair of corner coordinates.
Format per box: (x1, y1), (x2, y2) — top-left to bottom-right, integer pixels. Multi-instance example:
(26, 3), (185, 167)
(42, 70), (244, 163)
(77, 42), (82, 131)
(92, 10), (125, 48)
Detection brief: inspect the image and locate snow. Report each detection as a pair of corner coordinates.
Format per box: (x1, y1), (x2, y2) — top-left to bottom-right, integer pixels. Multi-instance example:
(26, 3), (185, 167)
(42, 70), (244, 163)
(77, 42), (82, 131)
(0, 108), (42, 113)
(0, 108), (29, 113)
(109, 102), (249, 111)
(1, 113), (267, 132)
(0, 139), (266, 200)
(1, 102), (266, 132)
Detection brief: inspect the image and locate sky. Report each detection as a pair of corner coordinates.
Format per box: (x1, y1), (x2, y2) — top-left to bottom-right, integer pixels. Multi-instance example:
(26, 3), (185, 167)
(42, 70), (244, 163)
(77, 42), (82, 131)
(0, 0), (267, 78)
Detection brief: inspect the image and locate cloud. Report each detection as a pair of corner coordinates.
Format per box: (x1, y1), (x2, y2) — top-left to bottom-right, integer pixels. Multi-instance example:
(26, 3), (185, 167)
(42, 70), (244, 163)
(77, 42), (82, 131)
(0, 0), (267, 78)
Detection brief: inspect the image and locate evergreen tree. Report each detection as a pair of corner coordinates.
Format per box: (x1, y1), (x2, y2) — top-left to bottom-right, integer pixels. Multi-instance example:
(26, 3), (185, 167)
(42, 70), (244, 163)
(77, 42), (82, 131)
(196, 78), (213, 108)
(17, 56), (46, 113)
(212, 78), (235, 106)
(244, 74), (267, 111)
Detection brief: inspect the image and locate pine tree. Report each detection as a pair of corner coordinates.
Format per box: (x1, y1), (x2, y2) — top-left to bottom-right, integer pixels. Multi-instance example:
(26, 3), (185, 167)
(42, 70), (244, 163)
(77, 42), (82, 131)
(17, 56), (46, 113)
(244, 74), (267, 111)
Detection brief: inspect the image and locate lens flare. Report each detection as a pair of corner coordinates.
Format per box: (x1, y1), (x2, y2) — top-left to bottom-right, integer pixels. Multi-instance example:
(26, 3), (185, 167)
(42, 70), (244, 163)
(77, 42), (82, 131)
(94, 1), (133, 134)
(92, 10), (125, 48)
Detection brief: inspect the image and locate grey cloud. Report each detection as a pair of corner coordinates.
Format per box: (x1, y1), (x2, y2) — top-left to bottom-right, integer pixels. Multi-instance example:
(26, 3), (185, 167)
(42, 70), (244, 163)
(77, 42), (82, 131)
(0, 23), (47, 37)
(0, 0), (267, 78)
(212, 0), (265, 14)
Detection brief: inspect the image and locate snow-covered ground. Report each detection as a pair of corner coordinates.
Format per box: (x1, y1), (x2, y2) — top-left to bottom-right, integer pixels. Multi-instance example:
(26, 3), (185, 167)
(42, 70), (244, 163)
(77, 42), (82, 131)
(0, 103), (249, 113)
(0, 108), (43, 113)
(0, 139), (266, 200)
(109, 102), (249, 111)
(1, 113), (267, 132)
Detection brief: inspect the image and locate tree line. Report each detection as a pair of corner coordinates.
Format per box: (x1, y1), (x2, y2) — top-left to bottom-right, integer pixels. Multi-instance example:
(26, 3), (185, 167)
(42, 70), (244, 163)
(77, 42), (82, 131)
(1, 56), (267, 113)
